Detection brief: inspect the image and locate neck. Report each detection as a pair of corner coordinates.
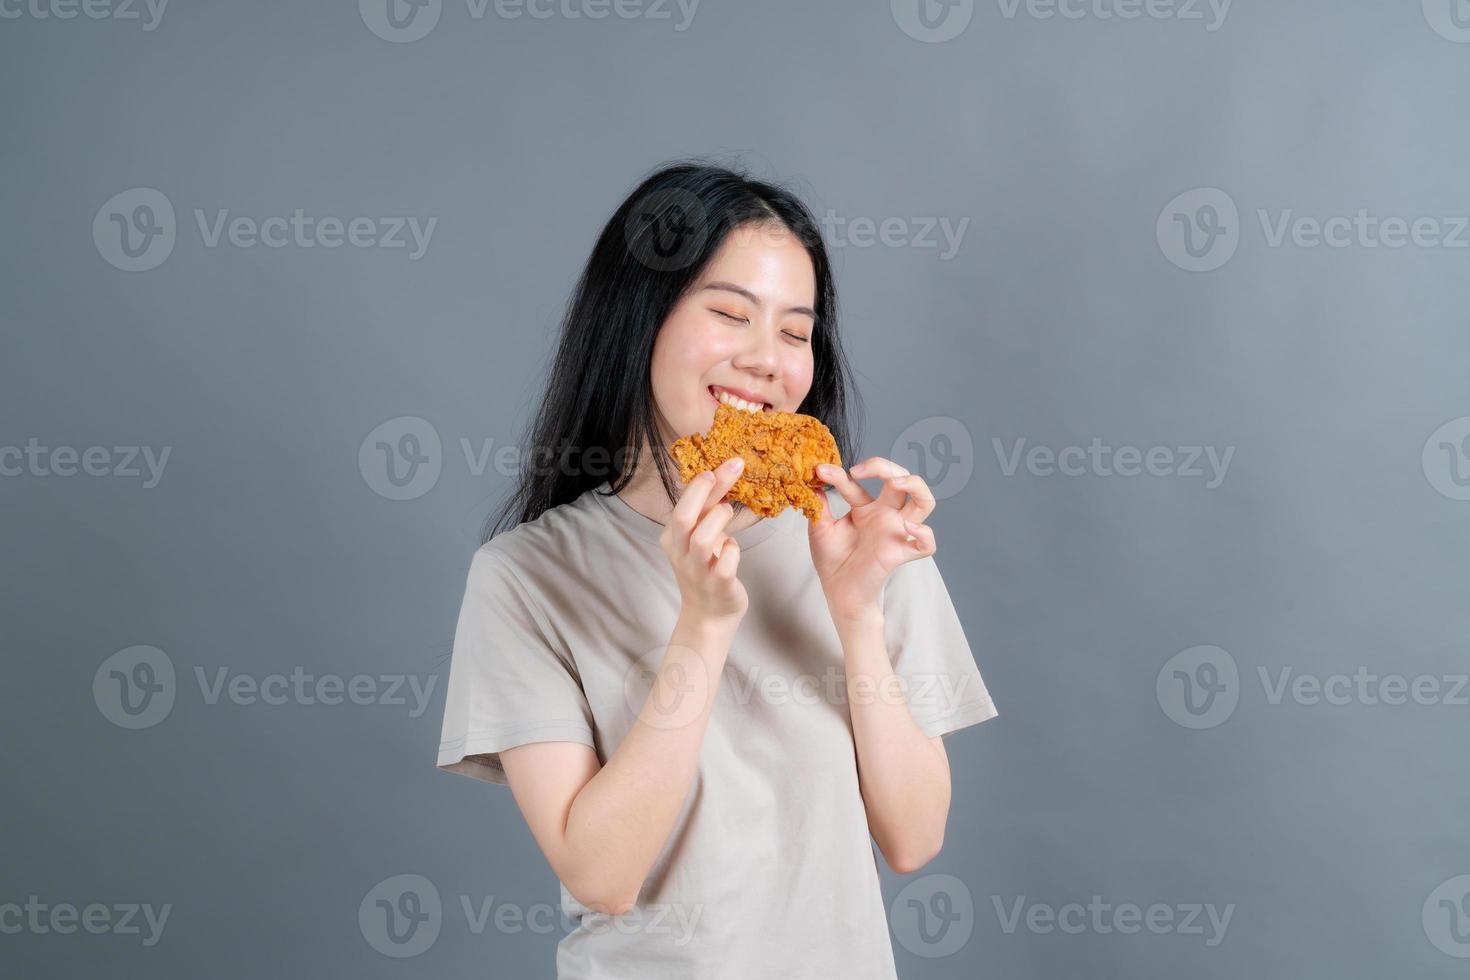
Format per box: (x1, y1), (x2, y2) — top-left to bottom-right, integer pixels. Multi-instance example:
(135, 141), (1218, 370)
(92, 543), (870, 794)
(615, 441), (765, 534)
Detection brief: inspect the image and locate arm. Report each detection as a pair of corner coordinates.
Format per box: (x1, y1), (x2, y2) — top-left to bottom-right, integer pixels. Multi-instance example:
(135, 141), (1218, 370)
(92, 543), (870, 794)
(834, 609), (952, 874)
(809, 456), (958, 874)
(500, 611), (738, 915)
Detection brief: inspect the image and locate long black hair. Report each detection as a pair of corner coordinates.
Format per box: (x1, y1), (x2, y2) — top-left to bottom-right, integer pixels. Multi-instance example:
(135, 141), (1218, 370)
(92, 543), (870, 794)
(482, 160), (864, 543)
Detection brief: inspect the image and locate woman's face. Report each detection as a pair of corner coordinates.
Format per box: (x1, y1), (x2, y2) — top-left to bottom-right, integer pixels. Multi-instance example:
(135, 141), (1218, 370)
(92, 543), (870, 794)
(648, 221), (818, 446)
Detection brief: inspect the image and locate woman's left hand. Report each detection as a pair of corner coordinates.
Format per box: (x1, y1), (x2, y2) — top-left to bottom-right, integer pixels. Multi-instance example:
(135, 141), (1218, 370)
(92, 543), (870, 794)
(809, 456), (937, 624)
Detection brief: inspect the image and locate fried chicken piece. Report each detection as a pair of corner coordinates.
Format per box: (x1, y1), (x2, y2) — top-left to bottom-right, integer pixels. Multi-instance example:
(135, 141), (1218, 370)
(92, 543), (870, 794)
(670, 403), (842, 523)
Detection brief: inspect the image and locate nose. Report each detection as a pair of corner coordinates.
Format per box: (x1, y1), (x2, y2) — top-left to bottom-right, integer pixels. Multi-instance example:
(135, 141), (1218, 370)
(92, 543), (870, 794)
(730, 321), (780, 379)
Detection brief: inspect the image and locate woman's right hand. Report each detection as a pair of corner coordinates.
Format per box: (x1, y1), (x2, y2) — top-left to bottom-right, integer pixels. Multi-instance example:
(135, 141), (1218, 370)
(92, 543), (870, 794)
(660, 455), (748, 625)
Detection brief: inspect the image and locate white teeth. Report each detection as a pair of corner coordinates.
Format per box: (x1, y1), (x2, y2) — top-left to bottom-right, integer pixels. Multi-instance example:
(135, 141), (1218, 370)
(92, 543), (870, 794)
(713, 387), (766, 414)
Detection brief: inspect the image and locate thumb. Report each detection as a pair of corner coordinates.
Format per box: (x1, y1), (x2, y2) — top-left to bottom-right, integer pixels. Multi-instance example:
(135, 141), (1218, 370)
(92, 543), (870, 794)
(808, 490), (833, 531)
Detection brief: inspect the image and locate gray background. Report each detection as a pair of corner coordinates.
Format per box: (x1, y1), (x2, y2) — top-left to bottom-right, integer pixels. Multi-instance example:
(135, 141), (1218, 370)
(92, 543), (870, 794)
(4, 0), (1469, 976)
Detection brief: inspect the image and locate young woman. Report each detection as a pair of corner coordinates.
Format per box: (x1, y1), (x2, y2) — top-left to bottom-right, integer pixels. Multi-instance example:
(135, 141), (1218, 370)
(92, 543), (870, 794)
(436, 161), (997, 978)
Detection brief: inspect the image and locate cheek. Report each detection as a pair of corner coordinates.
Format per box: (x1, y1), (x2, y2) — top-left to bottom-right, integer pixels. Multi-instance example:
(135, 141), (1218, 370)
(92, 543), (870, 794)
(657, 311), (728, 373)
(783, 349), (815, 393)
(649, 316), (729, 420)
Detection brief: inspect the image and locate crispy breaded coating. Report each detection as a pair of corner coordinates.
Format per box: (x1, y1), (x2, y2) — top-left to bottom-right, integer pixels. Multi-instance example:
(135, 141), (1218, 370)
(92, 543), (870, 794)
(670, 403), (842, 523)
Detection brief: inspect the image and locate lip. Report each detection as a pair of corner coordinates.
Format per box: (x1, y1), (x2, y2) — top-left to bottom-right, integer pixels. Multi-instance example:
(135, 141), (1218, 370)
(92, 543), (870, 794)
(708, 384), (774, 410)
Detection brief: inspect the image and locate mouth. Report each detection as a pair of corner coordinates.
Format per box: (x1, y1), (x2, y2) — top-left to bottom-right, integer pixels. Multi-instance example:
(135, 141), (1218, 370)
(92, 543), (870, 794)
(708, 385), (775, 414)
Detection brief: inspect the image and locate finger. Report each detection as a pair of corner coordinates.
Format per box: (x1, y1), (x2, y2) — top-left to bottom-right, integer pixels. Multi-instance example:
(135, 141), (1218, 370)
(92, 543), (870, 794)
(808, 487), (833, 530)
(815, 462), (874, 511)
(673, 456), (742, 534)
(712, 535), (740, 577)
(690, 501), (735, 560)
(709, 455), (745, 507)
(672, 470), (718, 541)
(901, 519), (936, 558)
(892, 474), (935, 523)
(850, 456), (911, 510)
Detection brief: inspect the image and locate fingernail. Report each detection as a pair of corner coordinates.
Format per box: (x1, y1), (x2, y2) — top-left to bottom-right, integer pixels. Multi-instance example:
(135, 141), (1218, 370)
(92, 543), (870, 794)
(894, 465), (910, 477)
(724, 456), (744, 471)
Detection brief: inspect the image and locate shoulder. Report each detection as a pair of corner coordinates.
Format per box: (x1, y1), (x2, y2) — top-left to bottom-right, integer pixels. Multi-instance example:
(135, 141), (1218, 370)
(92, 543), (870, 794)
(470, 485), (611, 579)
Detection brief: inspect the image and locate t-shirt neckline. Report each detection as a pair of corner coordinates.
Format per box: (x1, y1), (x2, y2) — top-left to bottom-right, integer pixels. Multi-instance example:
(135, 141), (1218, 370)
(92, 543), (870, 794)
(591, 482), (786, 550)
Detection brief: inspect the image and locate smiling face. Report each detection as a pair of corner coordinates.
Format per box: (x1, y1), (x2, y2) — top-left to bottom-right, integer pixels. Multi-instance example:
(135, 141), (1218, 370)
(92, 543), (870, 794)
(647, 220), (818, 448)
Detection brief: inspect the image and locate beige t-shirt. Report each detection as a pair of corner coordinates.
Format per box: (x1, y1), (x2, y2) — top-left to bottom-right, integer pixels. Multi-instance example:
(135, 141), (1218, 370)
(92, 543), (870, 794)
(436, 481), (997, 979)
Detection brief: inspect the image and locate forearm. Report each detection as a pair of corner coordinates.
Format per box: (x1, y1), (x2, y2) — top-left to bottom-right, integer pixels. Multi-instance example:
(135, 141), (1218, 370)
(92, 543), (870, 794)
(835, 609), (951, 873)
(561, 611), (735, 913)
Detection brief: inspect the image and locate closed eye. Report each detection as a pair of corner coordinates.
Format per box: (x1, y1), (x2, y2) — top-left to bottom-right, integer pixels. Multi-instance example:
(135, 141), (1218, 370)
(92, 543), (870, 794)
(714, 308), (809, 343)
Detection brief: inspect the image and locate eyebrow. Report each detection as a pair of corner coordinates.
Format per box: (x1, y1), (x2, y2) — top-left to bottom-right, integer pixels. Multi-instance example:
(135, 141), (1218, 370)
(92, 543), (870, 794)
(701, 281), (817, 321)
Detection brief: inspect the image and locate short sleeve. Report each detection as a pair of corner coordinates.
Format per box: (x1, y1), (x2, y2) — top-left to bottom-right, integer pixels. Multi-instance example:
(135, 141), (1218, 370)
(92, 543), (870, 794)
(881, 554), (998, 738)
(435, 546), (597, 785)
